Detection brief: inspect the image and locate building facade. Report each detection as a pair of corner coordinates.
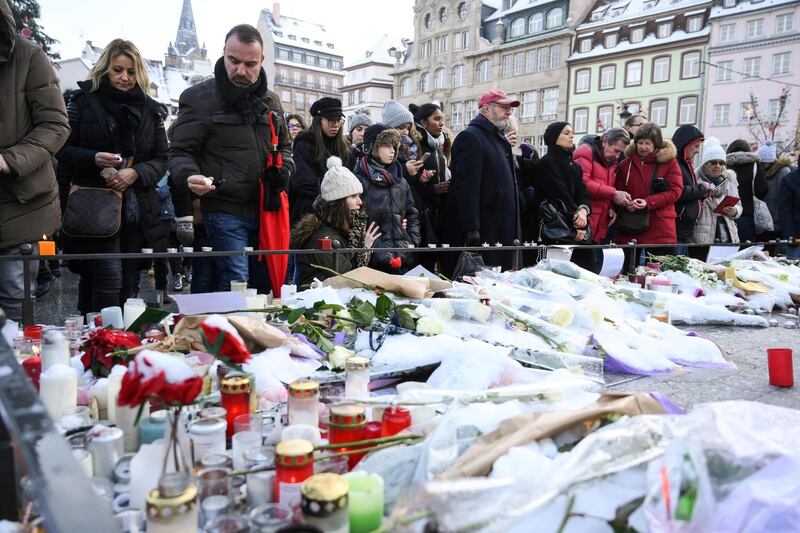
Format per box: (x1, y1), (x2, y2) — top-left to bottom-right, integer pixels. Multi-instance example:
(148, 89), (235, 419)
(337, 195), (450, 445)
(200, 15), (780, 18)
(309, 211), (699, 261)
(703, 0), (799, 154)
(342, 34), (406, 125)
(257, 2), (344, 121)
(392, 0), (593, 152)
(567, 0), (711, 139)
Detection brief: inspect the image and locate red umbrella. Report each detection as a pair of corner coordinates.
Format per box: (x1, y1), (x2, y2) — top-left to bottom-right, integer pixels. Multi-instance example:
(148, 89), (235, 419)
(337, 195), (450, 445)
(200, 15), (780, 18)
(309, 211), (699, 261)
(258, 111), (289, 298)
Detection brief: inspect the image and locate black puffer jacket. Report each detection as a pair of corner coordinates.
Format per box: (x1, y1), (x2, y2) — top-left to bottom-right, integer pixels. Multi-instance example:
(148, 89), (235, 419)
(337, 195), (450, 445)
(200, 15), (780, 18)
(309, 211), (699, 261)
(168, 62), (294, 221)
(354, 156), (420, 272)
(672, 125), (706, 241)
(58, 80), (169, 252)
(289, 129), (352, 225)
(727, 151), (768, 217)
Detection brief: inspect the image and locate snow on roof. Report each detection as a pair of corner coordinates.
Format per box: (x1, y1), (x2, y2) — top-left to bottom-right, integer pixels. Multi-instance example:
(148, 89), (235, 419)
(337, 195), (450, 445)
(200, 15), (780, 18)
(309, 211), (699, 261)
(484, 0), (563, 21)
(710, 0), (797, 18)
(346, 33), (407, 68)
(577, 0), (709, 30)
(569, 26), (710, 61)
(262, 9), (340, 55)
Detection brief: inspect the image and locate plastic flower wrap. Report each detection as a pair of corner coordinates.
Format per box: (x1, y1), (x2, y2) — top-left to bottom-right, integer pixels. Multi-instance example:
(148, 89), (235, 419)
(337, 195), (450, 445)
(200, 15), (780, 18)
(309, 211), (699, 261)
(200, 314), (252, 367)
(118, 350), (203, 407)
(81, 328), (142, 377)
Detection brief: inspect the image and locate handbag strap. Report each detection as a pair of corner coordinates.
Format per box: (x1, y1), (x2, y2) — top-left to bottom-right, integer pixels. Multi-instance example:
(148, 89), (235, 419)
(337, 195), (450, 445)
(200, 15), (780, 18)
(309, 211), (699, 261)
(625, 160), (632, 186)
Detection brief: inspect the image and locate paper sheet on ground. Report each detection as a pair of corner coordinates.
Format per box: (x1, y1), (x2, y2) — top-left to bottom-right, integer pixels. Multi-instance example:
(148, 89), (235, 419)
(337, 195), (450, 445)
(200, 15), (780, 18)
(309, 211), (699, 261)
(599, 248), (625, 278)
(706, 245), (740, 264)
(172, 292), (247, 315)
(546, 246), (573, 261)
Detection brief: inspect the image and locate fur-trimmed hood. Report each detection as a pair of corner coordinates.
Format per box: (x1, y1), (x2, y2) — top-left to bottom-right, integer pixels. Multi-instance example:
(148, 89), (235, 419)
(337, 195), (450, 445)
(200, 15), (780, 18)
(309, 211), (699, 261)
(290, 211), (325, 249)
(765, 155), (793, 178)
(623, 139), (677, 163)
(726, 151), (760, 166)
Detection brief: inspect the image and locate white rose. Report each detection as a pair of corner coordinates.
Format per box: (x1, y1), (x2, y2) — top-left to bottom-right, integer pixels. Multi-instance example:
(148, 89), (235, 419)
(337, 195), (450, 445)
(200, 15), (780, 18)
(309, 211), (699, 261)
(328, 346), (356, 370)
(430, 300), (454, 321)
(416, 316), (444, 336)
(548, 306), (574, 328)
(469, 302), (492, 323)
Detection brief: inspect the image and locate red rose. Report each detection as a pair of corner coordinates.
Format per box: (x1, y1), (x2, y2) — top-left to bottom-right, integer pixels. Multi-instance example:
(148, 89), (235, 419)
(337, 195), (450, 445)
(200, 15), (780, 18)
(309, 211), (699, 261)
(389, 256), (402, 270)
(200, 316), (252, 365)
(117, 350), (202, 407)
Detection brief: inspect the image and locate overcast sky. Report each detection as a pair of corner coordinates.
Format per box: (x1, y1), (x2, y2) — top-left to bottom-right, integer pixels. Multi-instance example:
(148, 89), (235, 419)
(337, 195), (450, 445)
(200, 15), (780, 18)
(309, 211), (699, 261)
(36, 0), (415, 65)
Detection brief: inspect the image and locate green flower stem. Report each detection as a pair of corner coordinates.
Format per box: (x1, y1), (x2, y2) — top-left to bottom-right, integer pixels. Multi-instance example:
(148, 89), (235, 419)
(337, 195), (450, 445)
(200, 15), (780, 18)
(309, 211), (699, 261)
(316, 437), (423, 461)
(314, 434), (421, 450)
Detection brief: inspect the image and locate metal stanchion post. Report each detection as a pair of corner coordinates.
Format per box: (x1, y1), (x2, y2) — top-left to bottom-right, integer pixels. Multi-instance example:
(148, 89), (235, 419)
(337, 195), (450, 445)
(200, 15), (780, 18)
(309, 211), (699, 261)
(512, 239), (521, 270)
(20, 244), (34, 326)
(627, 240), (638, 274)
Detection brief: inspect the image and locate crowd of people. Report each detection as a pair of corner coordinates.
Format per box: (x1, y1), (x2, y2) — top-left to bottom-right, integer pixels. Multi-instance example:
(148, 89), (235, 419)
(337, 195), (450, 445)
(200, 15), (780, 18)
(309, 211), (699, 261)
(2, 11), (799, 322)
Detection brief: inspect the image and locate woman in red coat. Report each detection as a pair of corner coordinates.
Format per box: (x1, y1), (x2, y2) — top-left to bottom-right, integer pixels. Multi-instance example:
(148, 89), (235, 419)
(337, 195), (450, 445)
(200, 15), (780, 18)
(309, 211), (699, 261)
(614, 123), (682, 268)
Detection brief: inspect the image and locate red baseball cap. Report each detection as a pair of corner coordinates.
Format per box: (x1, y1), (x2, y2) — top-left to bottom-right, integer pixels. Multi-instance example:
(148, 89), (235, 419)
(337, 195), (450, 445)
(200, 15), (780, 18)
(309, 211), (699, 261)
(478, 89), (520, 108)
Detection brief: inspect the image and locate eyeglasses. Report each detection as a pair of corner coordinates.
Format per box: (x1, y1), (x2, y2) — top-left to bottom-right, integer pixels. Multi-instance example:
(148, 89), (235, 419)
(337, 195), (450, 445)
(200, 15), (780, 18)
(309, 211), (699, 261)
(322, 117), (344, 125)
(707, 160), (726, 166)
(490, 103), (513, 111)
(287, 124), (301, 130)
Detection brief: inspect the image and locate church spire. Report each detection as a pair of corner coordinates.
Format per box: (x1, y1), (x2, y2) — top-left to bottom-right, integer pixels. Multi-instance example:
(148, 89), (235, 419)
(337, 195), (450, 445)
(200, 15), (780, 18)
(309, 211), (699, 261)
(174, 0), (199, 55)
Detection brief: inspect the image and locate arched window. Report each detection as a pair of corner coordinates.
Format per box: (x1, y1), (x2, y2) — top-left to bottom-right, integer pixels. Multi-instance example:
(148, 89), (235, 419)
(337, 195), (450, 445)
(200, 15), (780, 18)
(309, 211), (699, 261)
(546, 8), (563, 28)
(476, 59), (491, 83)
(419, 72), (431, 93)
(434, 68), (445, 89)
(510, 17), (525, 37)
(529, 13), (544, 33)
(451, 64), (465, 86)
(458, 2), (468, 20)
(400, 77), (411, 96)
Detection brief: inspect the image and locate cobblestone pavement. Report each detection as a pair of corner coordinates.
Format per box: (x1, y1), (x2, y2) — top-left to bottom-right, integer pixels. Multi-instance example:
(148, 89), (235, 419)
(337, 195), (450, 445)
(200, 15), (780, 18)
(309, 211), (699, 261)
(34, 270), (800, 410)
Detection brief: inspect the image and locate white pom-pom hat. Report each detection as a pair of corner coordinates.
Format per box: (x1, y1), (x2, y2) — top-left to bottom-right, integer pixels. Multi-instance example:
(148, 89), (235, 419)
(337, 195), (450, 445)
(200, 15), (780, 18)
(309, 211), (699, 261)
(320, 156), (363, 202)
(700, 137), (727, 167)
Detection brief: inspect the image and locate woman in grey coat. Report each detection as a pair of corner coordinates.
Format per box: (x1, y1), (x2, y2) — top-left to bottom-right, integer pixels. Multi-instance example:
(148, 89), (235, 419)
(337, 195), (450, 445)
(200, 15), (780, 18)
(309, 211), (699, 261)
(693, 138), (741, 249)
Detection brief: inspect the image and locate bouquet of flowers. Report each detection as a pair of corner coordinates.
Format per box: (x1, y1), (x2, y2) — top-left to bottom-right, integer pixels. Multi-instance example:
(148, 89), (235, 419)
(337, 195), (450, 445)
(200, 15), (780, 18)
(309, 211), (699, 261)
(81, 328), (141, 377)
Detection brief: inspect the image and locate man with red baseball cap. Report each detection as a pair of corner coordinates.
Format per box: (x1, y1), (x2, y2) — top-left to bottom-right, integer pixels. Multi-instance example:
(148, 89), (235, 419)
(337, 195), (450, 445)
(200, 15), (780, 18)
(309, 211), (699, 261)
(442, 89), (521, 275)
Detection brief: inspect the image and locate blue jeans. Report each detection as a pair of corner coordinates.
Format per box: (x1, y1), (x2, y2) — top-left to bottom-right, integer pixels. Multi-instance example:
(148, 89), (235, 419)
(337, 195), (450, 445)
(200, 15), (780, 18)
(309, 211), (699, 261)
(736, 216), (756, 242)
(0, 244), (39, 323)
(787, 245), (800, 259)
(203, 211), (258, 291)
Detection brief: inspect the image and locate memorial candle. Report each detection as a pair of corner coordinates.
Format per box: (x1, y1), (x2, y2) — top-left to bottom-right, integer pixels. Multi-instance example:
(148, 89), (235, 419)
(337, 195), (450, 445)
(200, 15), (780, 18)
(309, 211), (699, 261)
(343, 472), (384, 533)
(41, 330), (70, 372)
(328, 403), (367, 470)
(220, 375), (251, 438)
(288, 379), (319, 427)
(39, 363), (77, 420)
(274, 439), (315, 508)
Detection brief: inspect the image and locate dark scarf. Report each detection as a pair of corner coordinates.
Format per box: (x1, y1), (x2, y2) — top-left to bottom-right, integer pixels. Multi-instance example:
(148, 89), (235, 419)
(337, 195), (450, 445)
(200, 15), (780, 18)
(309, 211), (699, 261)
(359, 156), (397, 187)
(214, 57), (269, 124)
(96, 76), (147, 156)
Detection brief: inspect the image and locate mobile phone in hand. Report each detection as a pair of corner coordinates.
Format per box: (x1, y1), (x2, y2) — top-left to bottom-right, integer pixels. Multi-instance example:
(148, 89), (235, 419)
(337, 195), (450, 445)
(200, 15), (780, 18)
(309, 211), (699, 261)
(419, 152), (431, 163)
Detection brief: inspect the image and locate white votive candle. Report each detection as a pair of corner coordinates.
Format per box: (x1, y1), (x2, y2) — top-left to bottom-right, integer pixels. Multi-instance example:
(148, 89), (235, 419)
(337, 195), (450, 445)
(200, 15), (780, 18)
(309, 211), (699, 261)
(101, 306), (124, 329)
(41, 330), (70, 371)
(106, 365), (127, 424)
(39, 363), (77, 420)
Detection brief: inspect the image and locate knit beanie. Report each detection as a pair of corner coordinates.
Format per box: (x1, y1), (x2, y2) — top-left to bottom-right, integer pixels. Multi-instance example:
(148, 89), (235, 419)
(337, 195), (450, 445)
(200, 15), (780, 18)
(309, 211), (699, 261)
(543, 121), (570, 147)
(349, 109), (372, 134)
(381, 100), (414, 128)
(700, 137), (727, 167)
(320, 156), (363, 201)
(756, 140), (776, 163)
(727, 139), (752, 154)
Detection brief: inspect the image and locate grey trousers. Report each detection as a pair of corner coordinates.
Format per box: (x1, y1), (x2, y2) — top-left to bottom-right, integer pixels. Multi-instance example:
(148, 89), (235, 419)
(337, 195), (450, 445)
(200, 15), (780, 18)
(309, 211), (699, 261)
(0, 244), (38, 323)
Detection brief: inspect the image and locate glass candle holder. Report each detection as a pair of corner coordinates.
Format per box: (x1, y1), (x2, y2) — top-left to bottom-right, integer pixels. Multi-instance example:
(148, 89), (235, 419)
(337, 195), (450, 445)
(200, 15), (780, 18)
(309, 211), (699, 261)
(196, 466), (232, 528)
(274, 439), (315, 508)
(328, 403), (367, 471)
(232, 414), (263, 470)
(343, 472), (384, 533)
(188, 418), (227, 465)
(244, 445), (276, 507)
(345, 357), (371, 399)
(200, 406), (227, 421)
(204, 513), (249, 532)
(288, 379), (320, 427)
(60, 405), (92, 431)
(301, 473), (349, 533)
(381, 406), (411, 438)
(138, 410), (168, 444)
(249, 504), (293, 532)
(221, 375), (252, 438)
(145, 475), (198, 533)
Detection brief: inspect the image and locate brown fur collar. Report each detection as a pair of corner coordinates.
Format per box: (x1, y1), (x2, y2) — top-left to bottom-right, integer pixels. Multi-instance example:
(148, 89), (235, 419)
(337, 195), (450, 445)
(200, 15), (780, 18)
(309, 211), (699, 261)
(623, 139), (677, 163)
(765, 155), (792, 178)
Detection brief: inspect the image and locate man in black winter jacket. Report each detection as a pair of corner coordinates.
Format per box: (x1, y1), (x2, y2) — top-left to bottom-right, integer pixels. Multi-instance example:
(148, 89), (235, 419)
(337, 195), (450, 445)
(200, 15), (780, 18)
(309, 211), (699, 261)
(672, 125), (712, 251)
(169, 24), (294, 292)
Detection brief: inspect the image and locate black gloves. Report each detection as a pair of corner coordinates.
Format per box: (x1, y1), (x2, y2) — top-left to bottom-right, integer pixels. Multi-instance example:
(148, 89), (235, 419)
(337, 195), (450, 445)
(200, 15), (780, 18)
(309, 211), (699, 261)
(262, 165), (290, 211)
(465, 230), (481, 247)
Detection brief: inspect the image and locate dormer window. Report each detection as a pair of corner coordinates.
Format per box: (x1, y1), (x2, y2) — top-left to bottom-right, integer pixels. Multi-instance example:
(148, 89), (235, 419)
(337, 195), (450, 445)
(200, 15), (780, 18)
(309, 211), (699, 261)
(605, 33), (617, 48)
(722, 0), (735, 6)
(579, 38), (592, 52)
(687, 16), (703, 32)
(288, 34), (296, 40)
(657, 22), (672, 38)
(631, 27), (645, 42)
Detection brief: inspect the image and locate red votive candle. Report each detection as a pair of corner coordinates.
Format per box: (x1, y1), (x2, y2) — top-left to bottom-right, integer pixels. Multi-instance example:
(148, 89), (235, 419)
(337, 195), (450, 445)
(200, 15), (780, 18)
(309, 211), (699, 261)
(365, 421), (382, 440)
(381, 406), (411, 437)
(317, 238), (333, 250)
(767, 348), (794, 387)
(22, 356), (42, 390)
(220, 375), (252, 438)
(23, 325), (43, 340)
(328, 403), (367, 470)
